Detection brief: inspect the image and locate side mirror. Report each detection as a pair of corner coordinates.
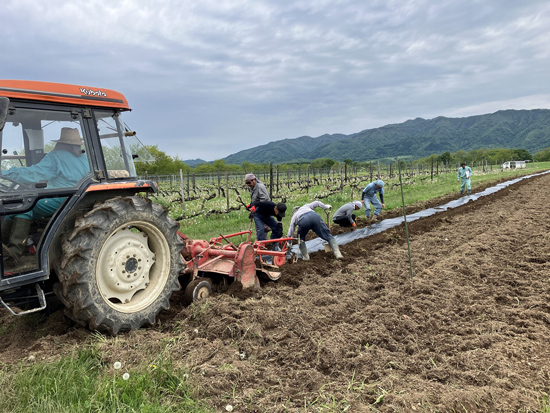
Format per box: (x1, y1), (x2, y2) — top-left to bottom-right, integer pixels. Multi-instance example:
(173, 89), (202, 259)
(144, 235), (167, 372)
(0, 97), (9, 132)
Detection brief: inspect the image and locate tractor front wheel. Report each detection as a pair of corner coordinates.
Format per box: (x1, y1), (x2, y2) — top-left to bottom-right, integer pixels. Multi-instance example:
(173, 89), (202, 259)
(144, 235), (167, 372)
(54, 196), (183, 334)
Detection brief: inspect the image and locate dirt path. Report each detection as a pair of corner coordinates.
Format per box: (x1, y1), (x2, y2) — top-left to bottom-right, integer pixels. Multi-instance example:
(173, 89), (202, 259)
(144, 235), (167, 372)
(1, 172), (550, 412)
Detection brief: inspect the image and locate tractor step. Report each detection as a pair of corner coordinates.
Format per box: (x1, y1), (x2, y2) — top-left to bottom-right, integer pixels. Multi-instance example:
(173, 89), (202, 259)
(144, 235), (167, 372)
(0, 284), (47, 315)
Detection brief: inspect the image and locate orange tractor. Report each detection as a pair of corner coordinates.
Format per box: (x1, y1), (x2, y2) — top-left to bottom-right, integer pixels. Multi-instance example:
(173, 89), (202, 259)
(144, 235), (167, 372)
(0, 80), (292, 334)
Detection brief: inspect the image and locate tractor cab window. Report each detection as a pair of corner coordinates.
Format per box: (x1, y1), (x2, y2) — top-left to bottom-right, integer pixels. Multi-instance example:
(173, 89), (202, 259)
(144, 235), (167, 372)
(94, 110), (153, 179)
(0, 108), (92, 193)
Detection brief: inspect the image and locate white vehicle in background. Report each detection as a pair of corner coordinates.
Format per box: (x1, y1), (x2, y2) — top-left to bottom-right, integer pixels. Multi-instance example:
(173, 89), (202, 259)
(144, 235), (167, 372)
(501, 160), (526, 170)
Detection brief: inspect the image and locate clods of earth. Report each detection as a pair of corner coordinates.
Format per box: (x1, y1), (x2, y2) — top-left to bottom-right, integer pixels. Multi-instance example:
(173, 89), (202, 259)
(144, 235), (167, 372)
(1, 173), (549, 412)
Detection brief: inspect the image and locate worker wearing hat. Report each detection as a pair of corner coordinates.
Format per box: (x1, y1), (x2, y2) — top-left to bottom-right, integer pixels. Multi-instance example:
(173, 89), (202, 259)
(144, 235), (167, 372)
(244, 173), (273, 241)
(457, 162), (473, 195)
(245, 173), (270, 205)
(1, 127), (90, 267)
(332, 201), (362, 229)
(248, 200), (287, 241)
(361, 179), (385, 222)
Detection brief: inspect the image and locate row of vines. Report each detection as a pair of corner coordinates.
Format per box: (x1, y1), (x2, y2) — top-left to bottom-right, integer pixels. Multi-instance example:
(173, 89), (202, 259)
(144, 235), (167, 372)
(145, 159), (504, 221)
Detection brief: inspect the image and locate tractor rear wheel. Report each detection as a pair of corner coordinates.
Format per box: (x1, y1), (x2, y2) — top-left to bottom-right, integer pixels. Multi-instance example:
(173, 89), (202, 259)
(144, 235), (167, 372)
(54, 196), (183, 334)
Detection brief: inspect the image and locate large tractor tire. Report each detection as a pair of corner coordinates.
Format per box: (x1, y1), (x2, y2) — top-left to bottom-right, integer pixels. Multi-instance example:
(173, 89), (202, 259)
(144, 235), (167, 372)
(54, 196), (183, 335)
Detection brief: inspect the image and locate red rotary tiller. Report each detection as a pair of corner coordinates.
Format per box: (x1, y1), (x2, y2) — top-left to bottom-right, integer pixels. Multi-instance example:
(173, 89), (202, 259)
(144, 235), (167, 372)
(178, 230), (294, 304)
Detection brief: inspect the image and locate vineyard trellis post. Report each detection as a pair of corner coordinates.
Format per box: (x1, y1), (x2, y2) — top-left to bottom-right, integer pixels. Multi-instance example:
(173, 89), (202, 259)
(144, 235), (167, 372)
(307, 164), (310, 194)
(217, 170), (221, 198)
(344, 162), (347, 182)
(369, 162), (373, 182)
(340, 165), (343, 193)
(225, 168), (229, 210)
(276, 165), (280, 195)
(270, 163), (274, 199)
(179, 168), (185, 212)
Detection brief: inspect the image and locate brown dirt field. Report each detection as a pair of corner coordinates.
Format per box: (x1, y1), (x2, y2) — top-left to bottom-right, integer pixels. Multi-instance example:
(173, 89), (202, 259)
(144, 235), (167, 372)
(1, 172), (550, 412)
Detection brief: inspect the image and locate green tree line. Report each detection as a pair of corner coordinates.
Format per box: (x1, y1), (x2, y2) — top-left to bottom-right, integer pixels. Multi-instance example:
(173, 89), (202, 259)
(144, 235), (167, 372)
(136, 145), (548, 176)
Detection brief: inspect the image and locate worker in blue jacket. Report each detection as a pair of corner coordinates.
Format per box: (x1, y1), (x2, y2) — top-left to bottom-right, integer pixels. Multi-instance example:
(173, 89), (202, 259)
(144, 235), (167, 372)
(361, 179), (385, 222)
(457, 162), (473, 195)
(1, 128), (90, 266)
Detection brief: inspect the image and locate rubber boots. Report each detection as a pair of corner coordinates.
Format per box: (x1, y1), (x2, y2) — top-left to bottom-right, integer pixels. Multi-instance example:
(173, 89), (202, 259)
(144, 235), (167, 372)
(1, 218), (13, 242)
(467, 189), (471, 195)
(299, 241), (310, 261)
(3, 217), (31, 266)
(328, 238), (343, 259)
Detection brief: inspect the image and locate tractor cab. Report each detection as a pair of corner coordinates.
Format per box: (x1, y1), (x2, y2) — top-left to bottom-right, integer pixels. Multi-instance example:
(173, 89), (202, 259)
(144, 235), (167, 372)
(0, 83), (151, 278)
(0, 82), (174, 333)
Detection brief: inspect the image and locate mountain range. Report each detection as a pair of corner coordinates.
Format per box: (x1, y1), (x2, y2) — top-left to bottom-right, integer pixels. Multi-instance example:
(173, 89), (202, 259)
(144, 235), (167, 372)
(212, 109), (550, 165)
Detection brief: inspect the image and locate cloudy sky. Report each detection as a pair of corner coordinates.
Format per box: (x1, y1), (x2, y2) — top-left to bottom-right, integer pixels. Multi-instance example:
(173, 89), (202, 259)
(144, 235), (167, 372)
(2, 0), (549, 161)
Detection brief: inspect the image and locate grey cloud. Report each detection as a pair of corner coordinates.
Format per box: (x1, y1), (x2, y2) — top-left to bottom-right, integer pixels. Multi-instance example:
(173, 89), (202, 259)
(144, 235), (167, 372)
(1, 0), (549, 160)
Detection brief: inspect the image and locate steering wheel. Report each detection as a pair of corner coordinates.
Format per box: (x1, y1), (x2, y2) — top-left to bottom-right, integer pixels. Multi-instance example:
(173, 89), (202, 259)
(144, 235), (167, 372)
(0, 175), (33, 192)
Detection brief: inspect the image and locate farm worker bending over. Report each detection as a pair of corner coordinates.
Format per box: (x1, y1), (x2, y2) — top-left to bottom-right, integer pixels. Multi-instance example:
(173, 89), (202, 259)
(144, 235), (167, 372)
(287, 201), (342, 260)
(361, 179), (385, 222)
(1, 128), (90, 267)
(249, 201), (287, 241)
(332, 201), (362, 230)
(457, 162), (473, 195)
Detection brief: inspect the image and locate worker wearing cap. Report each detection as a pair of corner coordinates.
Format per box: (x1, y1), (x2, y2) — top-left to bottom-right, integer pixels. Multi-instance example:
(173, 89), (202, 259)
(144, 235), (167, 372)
(457, 162), (473, 195)
(332, 201), (362, 229)
(244, 173), (274, 241)
(361, 179), (385, 222)
(287, 200), (342, 260)
(249, 201), (287, 241)
(245, 173), (270, 205)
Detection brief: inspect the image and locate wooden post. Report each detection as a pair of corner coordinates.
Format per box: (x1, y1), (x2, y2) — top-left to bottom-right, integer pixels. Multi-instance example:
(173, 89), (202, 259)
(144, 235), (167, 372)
(225, 168), (229, 210)
(276, 165), (280, 195)
(179, 169), (185, 212)
(340, 165), (343, 193)
(370, 162), (373, 182)
(344, 163), (348, 182)
(307, 164), (310, 194)
(269, 162), (273, 199)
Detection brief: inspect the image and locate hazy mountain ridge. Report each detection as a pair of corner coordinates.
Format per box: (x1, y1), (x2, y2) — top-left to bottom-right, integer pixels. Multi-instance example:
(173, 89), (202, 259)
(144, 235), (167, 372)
(181, 158), (207, 167)
(221, 109), (550, 164)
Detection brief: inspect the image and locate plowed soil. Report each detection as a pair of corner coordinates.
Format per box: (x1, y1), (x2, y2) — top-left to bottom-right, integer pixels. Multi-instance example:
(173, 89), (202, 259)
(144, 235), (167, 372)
(1, 172), (550, 412)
